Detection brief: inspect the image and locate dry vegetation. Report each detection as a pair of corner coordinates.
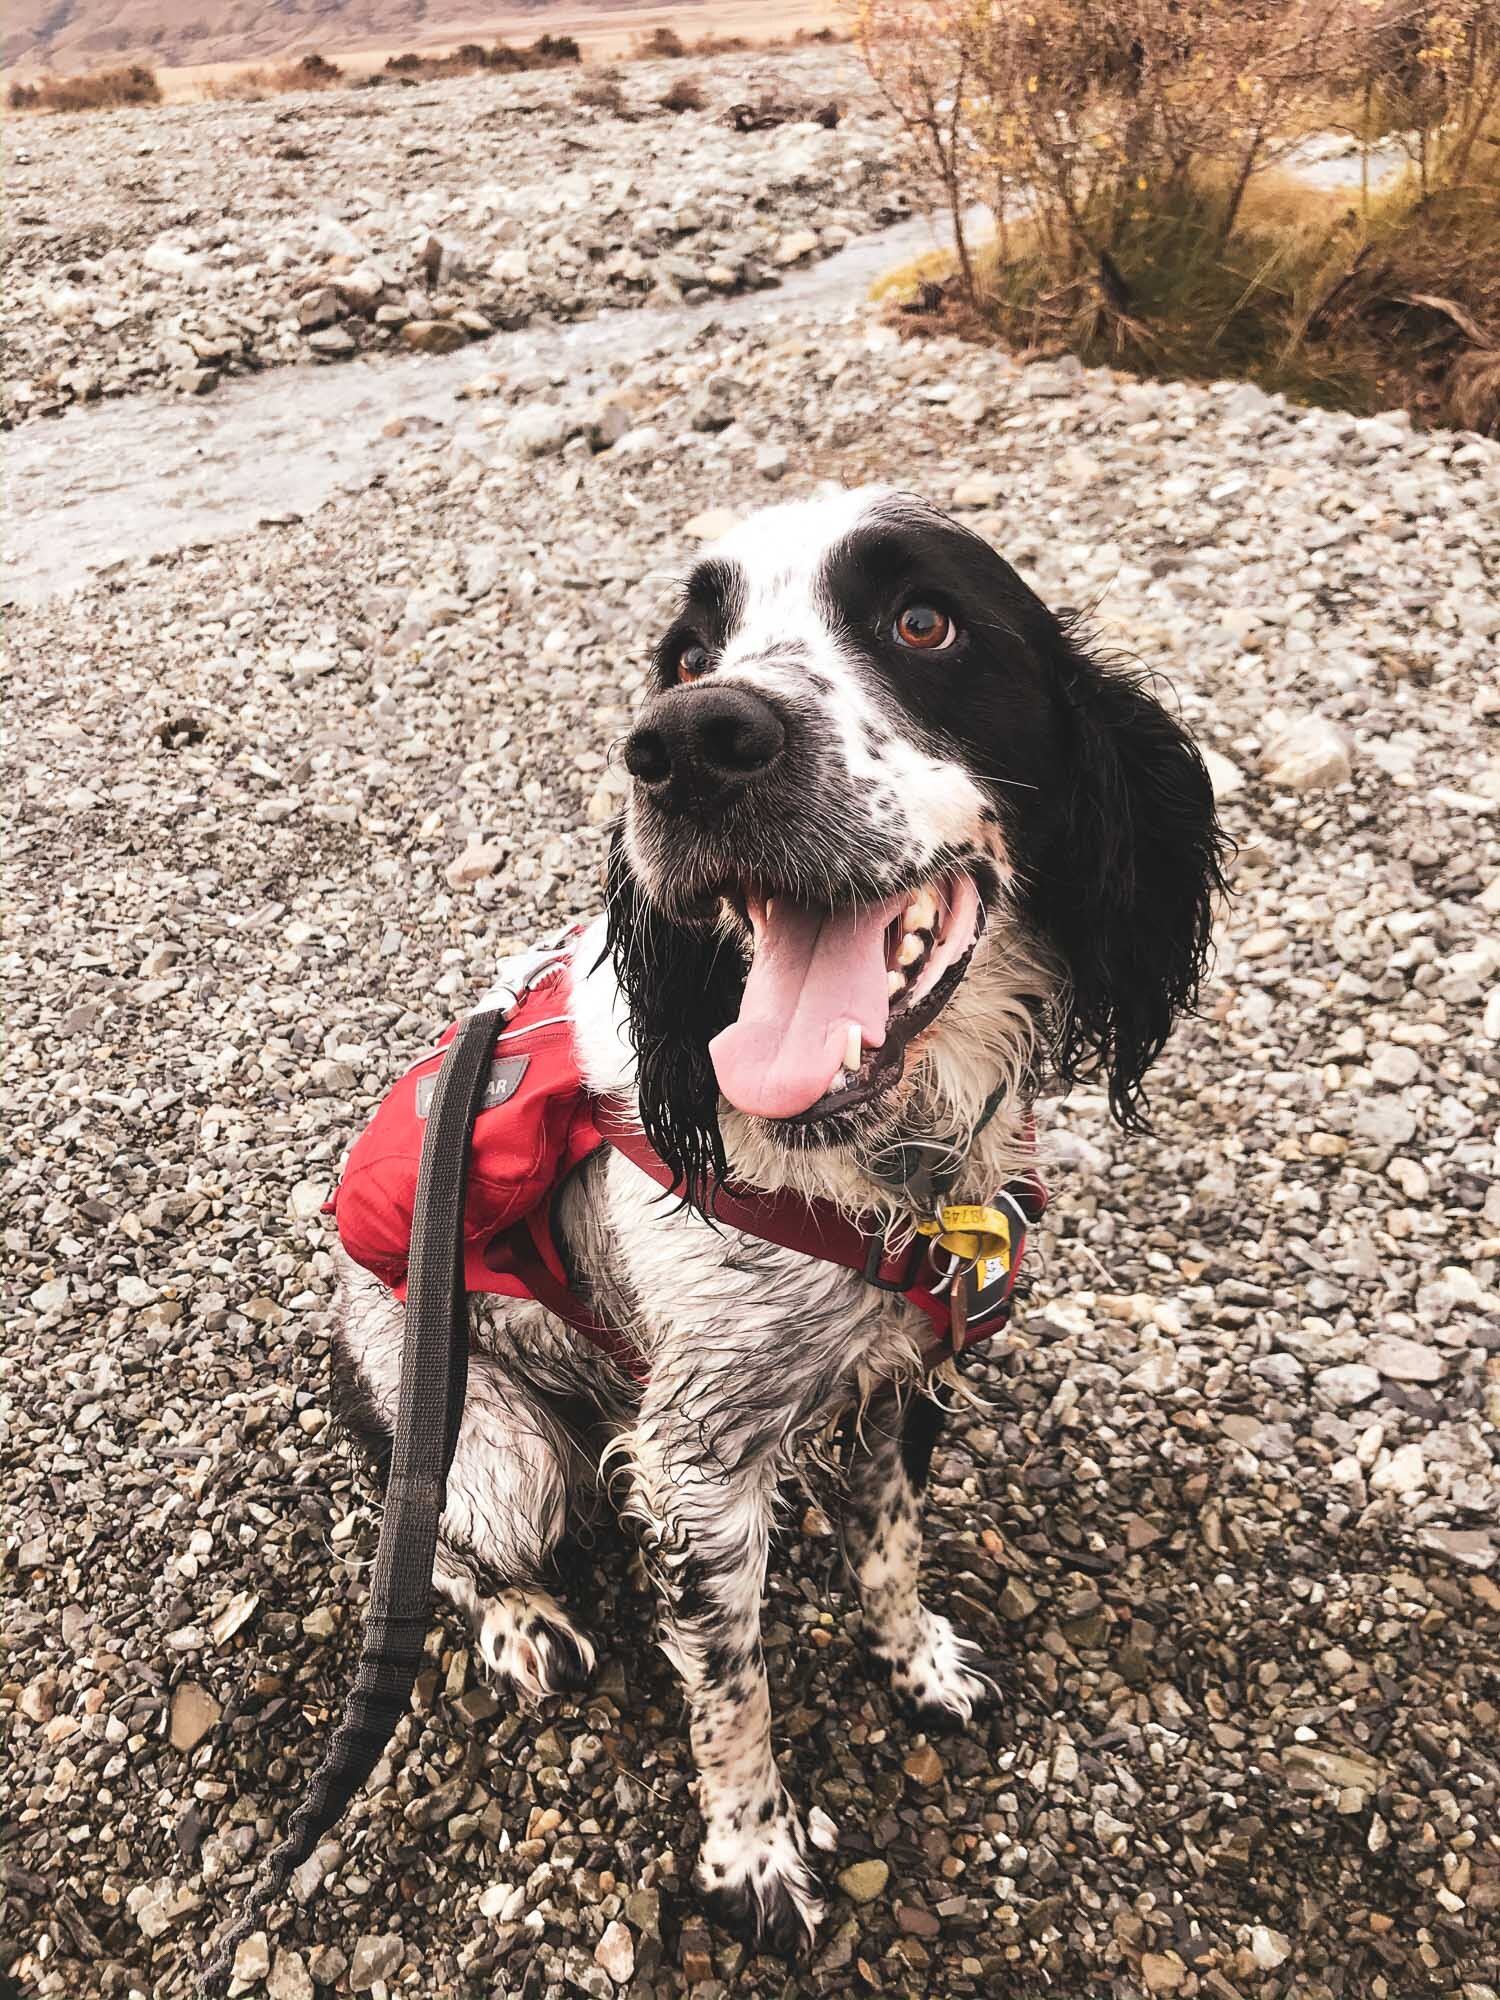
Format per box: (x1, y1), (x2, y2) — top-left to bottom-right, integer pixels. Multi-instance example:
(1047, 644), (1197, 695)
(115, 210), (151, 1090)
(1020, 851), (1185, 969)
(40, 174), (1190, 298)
(7, 63), (160, 111)
(5, 21), (845, 116)
(858, 0), (1500, 431)
(199, 52), (344, 102)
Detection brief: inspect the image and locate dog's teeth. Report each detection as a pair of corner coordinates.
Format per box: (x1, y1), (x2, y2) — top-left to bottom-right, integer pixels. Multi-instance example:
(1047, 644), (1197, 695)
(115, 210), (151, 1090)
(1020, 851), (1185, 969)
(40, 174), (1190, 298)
(843, 1023), (862, 1073)
(897, 932), (924, 968)
(887, 968), (905, 998)
(905, 886), (938, 933)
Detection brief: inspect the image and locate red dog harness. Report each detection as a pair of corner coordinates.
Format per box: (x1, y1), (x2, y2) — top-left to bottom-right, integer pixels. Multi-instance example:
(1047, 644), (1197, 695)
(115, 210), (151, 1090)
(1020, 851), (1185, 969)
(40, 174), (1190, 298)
(332, 954), (1045, 1382)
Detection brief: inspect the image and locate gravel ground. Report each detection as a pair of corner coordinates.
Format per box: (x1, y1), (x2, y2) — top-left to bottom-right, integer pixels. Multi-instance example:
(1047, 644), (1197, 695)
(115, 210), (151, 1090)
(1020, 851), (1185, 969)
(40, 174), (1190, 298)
(4, 83), (1500, 2000)
(4, 47), (898, 424)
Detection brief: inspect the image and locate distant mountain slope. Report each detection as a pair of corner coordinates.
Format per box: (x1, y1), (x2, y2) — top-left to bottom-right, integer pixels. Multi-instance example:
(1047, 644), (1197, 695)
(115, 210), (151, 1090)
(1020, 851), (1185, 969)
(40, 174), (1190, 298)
(4, 0), (656, 72)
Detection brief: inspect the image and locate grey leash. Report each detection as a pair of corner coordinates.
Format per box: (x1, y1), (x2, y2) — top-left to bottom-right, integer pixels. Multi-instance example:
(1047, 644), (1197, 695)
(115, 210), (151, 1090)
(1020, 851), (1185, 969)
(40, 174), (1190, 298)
(198, 1008), (502, 1994)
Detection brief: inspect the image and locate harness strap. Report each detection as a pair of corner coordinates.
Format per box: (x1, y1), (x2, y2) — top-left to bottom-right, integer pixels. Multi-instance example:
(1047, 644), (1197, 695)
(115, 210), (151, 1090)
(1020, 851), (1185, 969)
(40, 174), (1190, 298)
(591, 1102), (1044, 1358)
(199, 1008), (504, 1995)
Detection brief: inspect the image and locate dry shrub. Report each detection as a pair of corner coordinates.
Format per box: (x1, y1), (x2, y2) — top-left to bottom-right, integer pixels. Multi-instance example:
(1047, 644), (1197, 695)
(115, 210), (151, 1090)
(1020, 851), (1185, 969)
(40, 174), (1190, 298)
(8, 64), (160, 112)
(577, 73), (629, 116)
(381, 35), (580, 80)
(659, 73), (707, 113)
(204, 52), (343, 100)
(635, 26), (687, 59)
(858, 0), (1500, 430)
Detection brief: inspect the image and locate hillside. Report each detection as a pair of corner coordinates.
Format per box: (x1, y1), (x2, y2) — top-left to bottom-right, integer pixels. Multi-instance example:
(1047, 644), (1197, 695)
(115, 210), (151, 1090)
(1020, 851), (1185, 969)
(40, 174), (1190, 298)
(3, 0), (758, 74)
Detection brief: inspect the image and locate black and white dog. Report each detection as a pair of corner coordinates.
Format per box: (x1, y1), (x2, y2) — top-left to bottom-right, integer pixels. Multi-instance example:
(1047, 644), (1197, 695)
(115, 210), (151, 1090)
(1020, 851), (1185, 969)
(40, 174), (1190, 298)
(331, 487), (1224, 1951)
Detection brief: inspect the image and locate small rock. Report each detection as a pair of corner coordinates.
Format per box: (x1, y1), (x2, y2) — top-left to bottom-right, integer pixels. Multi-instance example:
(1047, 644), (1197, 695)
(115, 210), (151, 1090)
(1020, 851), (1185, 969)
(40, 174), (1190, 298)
(594, 1919), (635, 1983)
(19, 1673), (57, 1723)
(1282, 1744), (1382, 1793)
(682, 507), (742, 541)
(952, 472), (1001, 509)
(306, 328), (357, 359)
(169, 1683), (221, 1752)
(268, 1949), (315, 2000)
(349, 1933), (405, 1993)
(1417, 1528), (1495, 1570)
(903, 1743), (943, 1786)
(232, 1933), (271, 1982)
(400, 319), (468, 355)
(297, 287), (343, 331)
(446, 841), (507, 887)
(1260, 715), (1354, 791)
(1313, 1363), (1380, 1409)
(679, 1920), (713, 1982)
(1202, 748), (1245, 800)
(1366, 1333), (1446, 1383)
(999, 1577), (1038, 1619)
(506, 406), (576, 459)
(1141, 1952), (1187, 1993)
(1249, 1925), (1292, 1970)
(1370, 1441), (1425, 1495)
(210, 1591), (260, 1646)
(773, 229), (818, 265)
(754, 442), (788, 480)
(838, 1858), (889, 1903)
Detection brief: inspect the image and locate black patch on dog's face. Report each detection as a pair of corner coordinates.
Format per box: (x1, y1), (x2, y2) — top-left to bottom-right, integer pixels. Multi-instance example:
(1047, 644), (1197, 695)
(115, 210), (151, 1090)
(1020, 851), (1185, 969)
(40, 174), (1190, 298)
(816, 508), (1070, 813)
(652, 557), (747, 689)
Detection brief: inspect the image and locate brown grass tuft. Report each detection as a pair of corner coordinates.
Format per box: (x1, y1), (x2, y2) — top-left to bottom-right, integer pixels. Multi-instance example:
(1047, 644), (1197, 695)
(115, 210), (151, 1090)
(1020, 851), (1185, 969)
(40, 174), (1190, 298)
(658, 73), (707, 114)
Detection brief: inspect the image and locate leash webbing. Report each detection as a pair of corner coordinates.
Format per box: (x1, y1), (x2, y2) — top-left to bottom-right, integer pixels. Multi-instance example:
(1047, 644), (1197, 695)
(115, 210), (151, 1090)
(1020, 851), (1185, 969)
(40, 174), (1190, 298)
(198, 1008), (503, 1994)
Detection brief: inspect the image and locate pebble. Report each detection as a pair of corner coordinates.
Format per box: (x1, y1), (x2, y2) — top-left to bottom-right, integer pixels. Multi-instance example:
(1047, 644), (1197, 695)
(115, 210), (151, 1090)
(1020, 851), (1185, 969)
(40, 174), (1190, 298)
(1366, 1333), (1447, 1382)
(1314, 1363), (1381, 1408)
(169, 1683), (221, 1751)
(348, 1934), (405, 1993)
(1260, 714), (1354, 790)
(268, 1949), (315, 2000)
(232, 1933), (271, 1982)
(594, 1919), (636, 1983)
(839, 1859), (891, 1903)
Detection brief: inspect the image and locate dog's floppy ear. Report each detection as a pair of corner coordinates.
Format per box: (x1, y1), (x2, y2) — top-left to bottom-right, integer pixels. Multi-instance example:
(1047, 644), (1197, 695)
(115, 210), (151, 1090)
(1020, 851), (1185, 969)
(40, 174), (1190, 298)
(1033, 641), (1226, 1127)
(605, 825), (740, 1204)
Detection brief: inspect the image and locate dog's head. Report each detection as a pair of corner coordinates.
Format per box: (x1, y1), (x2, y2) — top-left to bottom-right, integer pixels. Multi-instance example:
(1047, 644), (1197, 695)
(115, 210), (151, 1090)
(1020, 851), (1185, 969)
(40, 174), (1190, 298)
(609, 487), (1225, 1198)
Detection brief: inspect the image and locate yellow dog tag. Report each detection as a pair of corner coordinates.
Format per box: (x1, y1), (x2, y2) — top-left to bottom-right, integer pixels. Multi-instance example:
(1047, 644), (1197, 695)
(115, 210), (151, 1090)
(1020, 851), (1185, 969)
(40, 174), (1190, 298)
(916, 1204), (1013, 1265)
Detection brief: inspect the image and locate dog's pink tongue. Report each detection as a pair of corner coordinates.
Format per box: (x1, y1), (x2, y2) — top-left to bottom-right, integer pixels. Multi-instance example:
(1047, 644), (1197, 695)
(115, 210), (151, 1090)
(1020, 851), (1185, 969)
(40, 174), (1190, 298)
(709, 897), (892, 1120)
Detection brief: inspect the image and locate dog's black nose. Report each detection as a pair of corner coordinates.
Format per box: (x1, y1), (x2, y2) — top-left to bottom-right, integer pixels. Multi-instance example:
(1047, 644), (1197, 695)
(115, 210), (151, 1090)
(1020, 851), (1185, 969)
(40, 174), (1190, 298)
(624, 685), (786, 809)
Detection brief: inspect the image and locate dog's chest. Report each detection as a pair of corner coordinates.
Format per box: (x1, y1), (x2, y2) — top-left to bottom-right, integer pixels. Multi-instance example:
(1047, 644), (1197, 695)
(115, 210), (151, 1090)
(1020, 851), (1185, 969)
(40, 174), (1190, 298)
(556, 1149), (929, 1407)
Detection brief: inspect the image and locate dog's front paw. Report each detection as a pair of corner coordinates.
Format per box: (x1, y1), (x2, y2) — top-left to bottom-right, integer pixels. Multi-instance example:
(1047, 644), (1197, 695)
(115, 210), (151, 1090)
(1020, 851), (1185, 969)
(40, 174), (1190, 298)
(474, 1588), (597, 1701)
(872, 1609), (1000, 1727)
(697, 1802), (825, 1958)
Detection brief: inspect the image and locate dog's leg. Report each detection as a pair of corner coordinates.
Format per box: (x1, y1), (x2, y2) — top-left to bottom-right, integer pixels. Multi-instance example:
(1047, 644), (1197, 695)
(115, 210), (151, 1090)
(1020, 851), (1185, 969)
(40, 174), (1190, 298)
(622, 1412), (824, 1956)
(330, 1257), (595, 1701)
(431, 1360), (596, 1701)
(838, 1391), (998, 1723)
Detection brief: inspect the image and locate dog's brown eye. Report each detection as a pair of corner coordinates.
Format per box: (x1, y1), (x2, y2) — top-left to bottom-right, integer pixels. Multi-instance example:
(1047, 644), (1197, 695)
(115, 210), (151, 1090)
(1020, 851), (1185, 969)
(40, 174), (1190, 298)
(893, 604), (956, 651)
(677, 640), (710, 683)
